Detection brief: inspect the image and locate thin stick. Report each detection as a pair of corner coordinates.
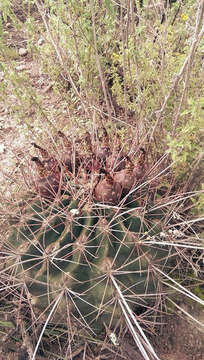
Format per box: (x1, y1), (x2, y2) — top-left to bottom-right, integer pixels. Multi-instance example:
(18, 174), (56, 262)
(110, 275), (161, 360)
(150, 3), (204, 140)
(90, 0), (112, 120)
(34, 0), (88, 115)
(32, 292), (63, 360)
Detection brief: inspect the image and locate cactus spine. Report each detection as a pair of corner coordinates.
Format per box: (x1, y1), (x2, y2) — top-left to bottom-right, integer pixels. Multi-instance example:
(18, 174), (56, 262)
(8, 192), (174, 331)
(7, 129), (179, 332)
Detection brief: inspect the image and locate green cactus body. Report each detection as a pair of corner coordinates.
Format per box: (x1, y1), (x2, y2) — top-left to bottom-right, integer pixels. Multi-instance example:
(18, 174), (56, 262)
(8, 195), (174, 332)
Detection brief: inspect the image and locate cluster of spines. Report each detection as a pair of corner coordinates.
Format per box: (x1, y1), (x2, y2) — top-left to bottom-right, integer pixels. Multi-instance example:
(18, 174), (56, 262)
(8, 188), (175, 331)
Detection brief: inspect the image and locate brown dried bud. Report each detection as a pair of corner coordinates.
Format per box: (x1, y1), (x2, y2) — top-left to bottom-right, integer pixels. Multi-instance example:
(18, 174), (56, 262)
(84, 156), (101, 173)
(35, 175), (60, 199)
(113, 157), (135, 191)
(31, 143), (49, 159)
(31, 157), (49, 177)
(95, 126), (111, 163)
(31, 157), (60, 198)
(58, 131), (80, 174)
(94, 172), (122, 205)
(106, 152), (126, 172)
(133, 148), (146, 180)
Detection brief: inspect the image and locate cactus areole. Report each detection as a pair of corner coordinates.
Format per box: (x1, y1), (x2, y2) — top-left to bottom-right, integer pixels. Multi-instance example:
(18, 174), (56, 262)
(8, 130), (175, 332)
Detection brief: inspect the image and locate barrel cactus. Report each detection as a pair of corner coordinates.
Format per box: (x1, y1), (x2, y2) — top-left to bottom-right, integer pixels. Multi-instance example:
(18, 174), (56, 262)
(7, 129), (177, 333)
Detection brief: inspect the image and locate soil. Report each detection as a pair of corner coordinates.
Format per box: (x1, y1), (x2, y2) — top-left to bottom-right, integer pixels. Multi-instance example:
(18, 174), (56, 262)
(151, 312), (204, 360)
(0, 310), (204, 360)
(0, 20), (204, 360)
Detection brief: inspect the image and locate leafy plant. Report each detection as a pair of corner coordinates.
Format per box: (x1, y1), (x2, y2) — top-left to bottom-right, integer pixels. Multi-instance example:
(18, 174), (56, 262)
(167, 97), (204, 181)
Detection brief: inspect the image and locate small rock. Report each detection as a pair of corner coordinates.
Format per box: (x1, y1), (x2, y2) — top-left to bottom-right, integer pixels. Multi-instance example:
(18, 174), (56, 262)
(16, 64), (27, 71)
(0, 144), (5, 154)
(37, 38), (44, 46)
(6, 22), (12, 29)
(42, 83), (53, 93)
(19, 48), (28, 56)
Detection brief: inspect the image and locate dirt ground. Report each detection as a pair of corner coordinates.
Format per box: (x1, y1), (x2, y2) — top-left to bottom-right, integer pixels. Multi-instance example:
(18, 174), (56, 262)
(0, 25), (204, 360)
(0, 310), (204, 360)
